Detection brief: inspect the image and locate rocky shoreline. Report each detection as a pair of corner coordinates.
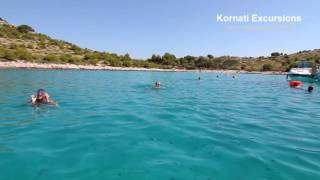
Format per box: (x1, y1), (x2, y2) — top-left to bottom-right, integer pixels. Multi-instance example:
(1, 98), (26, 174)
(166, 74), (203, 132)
(0, 60), (287, 75)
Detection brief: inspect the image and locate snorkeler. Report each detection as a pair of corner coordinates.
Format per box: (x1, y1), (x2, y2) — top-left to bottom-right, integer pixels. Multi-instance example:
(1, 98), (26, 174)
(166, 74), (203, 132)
(154, 81), (161, 88)
(30, 89), (56, 105)
(307, 85), (314, 93)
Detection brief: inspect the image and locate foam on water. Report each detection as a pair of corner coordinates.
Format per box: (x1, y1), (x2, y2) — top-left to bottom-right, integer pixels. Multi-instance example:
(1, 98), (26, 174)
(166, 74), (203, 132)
(0, 70), (319, 180)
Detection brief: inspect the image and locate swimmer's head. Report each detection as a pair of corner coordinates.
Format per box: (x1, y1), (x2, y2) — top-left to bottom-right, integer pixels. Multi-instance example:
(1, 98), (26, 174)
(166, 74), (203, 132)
(36, 89), (48, 100)
(155, 81), (161, 87)
(308, 86), (314, 93)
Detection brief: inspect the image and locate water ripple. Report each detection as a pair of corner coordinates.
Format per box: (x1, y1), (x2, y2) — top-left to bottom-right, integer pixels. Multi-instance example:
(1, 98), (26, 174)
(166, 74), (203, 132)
(0, 70), (319, 179)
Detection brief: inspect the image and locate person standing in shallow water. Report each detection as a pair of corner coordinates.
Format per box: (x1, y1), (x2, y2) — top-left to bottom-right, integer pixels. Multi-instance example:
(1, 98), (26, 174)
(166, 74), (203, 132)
(30, 89), (56, 106)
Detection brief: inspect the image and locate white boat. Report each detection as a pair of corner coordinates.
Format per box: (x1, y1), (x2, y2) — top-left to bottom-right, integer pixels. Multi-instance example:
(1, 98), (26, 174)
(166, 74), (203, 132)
(288, 61), (320, 82)
(288, 61), (313, 77)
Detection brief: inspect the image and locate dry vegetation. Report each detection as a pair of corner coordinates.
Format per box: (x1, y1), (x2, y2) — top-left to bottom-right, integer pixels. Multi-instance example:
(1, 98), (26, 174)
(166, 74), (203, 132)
(1, 18), (319, 71)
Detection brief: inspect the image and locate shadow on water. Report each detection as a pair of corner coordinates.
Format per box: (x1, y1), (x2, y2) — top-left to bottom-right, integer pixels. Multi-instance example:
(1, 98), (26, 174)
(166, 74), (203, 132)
(0, 145), (14, 153)
(131, 84), (167, 93)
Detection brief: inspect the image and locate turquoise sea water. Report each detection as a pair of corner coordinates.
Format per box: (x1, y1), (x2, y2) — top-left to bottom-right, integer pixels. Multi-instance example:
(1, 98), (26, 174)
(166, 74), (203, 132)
(0, 70), (319, 180)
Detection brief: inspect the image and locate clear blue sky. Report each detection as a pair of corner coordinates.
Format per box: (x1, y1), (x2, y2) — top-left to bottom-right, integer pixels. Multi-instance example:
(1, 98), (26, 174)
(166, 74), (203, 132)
(1, 0), (319, 59)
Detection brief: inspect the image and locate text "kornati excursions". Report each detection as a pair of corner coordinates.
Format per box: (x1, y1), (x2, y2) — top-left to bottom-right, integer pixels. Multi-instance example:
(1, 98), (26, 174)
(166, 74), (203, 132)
(216, 14), (302, 23)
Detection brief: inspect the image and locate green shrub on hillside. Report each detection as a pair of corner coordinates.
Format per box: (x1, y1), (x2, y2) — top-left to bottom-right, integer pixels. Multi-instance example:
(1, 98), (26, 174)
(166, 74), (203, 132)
(6, 30), (19, 38)
(21, 33), (34, 40)
(0, 47), (6, 59)
(271, 52), (281, 57)
(59, 54), (81, 64)
(9, 43), (19, 49)
(109, 58), (122, 67)
(88, 59), (98, 65)
(221, 60), (240, 69)
(84, 52), (101, 61)
(17, 25), (35, 33)
(37, 33), (50, 42)
(70, 45), (82, 54)
(122, 60), (133, 67)
(38, 41), (46, 49)
(262, 64), (273, 71)
(4, 50), (17, 60)
(0, 25), (20, 38)
(0, 48), (21, 61)
(15, 48), (33, 61)
(44, 54), (60, 63)
(68, 56), (81, 64)
(59, 54), (72, 62)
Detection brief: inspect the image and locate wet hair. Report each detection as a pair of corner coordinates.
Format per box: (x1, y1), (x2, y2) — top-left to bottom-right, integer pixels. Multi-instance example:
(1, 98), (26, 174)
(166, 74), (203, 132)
(308, 86), (314, 93)
(36, 89), (47, 99)
(37, 89), (46, 94)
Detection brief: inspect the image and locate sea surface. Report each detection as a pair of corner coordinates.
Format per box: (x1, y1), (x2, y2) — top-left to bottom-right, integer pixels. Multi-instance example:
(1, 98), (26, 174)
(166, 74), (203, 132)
(0, 70), (319, 180)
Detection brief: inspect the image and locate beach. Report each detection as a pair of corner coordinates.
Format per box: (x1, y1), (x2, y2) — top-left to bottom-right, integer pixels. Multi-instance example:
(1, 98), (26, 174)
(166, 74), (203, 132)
(0, 60), (287, 75)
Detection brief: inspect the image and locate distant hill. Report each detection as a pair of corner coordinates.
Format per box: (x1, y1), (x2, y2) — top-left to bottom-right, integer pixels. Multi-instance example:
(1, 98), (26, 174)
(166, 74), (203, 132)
(0, 17), (319, 71)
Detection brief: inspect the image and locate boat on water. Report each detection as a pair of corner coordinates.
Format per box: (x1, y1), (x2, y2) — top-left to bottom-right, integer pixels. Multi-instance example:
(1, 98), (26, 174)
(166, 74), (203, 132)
(287, 60), (320, 82)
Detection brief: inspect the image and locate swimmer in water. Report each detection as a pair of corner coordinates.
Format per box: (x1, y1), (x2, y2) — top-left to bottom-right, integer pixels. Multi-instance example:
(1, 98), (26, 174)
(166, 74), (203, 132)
(154, 81), (161, 88)
(307, 85), (314, 93)
(30, 89), (56, 106)
(198, 77), (201, 80)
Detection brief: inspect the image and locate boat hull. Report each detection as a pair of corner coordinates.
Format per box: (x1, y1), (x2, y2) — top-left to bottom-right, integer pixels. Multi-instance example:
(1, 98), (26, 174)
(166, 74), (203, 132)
(287, 74), (317, 83)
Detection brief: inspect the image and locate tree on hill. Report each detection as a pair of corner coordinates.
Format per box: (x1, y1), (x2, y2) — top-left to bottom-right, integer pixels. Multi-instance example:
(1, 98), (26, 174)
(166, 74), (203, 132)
(162, 53), (177, 65)
(271, 52), (281, 57)
(207, 54), (214, 59)
(122, 53), (131, 61)
(221, 60), (240, 69)
(262, 64), (273, 71)
(148, 54), (162, 64)
(195, 56), (211, 68)
(17, 25), (35, 33)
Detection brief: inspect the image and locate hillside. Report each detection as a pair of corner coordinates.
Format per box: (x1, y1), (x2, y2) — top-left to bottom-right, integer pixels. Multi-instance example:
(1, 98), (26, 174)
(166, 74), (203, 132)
(0, 18), (319, 71)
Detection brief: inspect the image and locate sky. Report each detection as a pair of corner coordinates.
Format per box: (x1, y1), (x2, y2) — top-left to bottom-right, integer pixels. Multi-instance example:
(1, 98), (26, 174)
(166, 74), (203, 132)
(1, 0), (319, 59)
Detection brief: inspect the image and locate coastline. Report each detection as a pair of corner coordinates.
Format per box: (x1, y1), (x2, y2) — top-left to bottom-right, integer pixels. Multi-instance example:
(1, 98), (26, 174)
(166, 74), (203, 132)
(0, 60), (287, 75)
